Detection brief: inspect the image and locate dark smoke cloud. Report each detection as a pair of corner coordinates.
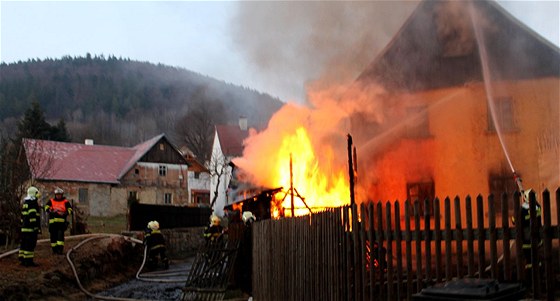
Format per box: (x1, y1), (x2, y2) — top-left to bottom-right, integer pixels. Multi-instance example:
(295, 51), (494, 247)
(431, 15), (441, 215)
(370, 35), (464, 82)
(231, 1), (419, 103)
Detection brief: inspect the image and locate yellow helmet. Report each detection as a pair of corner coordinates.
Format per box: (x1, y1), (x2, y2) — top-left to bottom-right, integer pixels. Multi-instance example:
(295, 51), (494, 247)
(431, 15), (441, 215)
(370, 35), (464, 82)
(148, 220), (159, 231)
(210, 214), (221, 226)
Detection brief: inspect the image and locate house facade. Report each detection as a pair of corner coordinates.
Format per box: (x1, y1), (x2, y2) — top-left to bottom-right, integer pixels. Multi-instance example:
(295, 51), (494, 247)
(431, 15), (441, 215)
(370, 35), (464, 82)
(23, 134), (190, 216)
(209, 117), (249, 216)
(352, 0), (559, 221)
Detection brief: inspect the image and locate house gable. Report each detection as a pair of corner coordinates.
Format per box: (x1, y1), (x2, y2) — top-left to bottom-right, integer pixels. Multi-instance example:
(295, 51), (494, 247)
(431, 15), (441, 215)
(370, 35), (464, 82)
(357, 0), (560, 92)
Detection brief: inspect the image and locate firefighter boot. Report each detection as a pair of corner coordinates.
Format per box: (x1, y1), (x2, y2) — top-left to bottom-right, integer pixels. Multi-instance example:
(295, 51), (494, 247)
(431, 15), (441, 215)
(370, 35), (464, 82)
(23, 258), (39, 267)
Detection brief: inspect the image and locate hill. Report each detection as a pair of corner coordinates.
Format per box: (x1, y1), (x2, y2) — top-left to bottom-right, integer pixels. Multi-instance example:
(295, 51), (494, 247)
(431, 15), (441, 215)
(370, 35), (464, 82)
(0, 55), (284, 149)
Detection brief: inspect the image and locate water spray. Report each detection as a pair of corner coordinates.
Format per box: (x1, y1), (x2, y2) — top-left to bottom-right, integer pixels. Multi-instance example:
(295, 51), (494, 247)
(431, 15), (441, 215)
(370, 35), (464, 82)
(469, 1), (521, 195)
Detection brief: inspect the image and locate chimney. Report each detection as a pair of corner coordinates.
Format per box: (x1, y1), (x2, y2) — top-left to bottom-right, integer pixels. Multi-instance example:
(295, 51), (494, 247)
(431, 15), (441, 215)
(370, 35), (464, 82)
(85, 139), (94, 145)
(239, 116), (248, 131)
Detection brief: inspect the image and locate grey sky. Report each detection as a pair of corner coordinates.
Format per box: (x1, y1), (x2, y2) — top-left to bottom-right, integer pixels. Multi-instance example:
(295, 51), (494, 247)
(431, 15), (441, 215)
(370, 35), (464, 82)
(1, 1), (558, 103)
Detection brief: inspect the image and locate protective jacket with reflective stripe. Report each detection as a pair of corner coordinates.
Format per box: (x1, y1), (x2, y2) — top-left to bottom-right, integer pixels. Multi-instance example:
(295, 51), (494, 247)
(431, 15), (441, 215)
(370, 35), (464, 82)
(21, 196), (40, 232)
(45, 198), (72, 223)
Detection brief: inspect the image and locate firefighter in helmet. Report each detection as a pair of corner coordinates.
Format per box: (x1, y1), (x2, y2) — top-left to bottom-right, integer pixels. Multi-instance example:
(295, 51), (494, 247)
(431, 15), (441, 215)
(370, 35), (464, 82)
(45, 187), (72, 254)
(203, 214), (224, 242)
(144, 220), (169, 269)
(19, 186), (41, 267)
(512, 188), (542, 272)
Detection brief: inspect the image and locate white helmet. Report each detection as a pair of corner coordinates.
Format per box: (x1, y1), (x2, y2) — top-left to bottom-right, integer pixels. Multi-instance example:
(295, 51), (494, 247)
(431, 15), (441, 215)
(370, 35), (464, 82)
(54, 187), (64, 195)
(210, 214), (221, 226)
(242, 211), (256, 224)
(27, 186), (40, 198)
(149, 220), (160, 231)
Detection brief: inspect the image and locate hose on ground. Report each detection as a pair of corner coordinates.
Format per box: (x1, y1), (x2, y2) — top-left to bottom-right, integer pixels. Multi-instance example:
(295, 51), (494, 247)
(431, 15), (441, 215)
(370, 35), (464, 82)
(66, 234), (155, 301)
(135, 244), (189, 283)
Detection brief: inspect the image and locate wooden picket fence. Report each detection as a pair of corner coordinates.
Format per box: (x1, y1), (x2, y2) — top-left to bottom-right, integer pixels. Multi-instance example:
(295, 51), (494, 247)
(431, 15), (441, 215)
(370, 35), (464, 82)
(252, 188), (560, 301)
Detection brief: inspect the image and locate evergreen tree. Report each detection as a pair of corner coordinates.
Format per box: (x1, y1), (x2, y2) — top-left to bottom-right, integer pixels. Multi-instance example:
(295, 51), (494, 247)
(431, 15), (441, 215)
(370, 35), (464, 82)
(16, 101), (51, 141)
(50, 119), (71, 142)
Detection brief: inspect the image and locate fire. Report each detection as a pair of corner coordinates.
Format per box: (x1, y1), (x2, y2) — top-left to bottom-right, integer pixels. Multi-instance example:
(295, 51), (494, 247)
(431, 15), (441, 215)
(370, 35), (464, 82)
(272, 126), (349, 216)
(233, 83), (385, 218)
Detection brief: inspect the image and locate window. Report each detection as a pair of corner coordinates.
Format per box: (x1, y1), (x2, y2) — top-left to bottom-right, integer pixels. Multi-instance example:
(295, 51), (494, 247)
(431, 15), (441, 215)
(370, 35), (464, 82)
(405, 106), (430, 138)
(134, 169), (139, 175)
(78, 188), (89, 204)
(488, 171), (518, 216)
(164, 193), (172, 204)
(194, 172), (200, 179)
(488, 97), (516, 132)
(406, 182), (435, 216)
(159, 165), (167, 176)
(159, 143), (165, 151)
(128, 191), (138, 202)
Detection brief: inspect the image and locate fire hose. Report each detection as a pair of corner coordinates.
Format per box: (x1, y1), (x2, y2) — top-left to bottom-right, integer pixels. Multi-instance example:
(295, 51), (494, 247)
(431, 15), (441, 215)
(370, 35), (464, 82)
(1, 233), (189, 300)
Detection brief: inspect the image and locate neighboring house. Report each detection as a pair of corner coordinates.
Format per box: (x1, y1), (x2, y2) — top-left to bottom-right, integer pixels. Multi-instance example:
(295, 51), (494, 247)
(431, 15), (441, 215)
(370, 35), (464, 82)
(23, 134), (190, 216)
(209, 117), (249, 216)
(353, 0), (559, 220)
(184, 153), (211, 206)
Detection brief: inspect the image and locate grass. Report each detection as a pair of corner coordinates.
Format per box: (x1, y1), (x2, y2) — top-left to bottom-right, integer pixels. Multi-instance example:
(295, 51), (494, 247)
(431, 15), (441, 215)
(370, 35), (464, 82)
(86, 214), (128, 234)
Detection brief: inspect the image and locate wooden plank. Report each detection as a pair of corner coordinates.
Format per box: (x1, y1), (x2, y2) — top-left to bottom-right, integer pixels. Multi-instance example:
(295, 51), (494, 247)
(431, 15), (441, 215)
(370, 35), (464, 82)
(414, 201), (422, 292)
(368, 202), (375, 301)
(489, 194), (498, 279)
(529, 191), (540, 298)
(405, 200), (413, 301)
(377, 201), (385, 300)
(444, 197), (452, 281)
(434, 198), (442, 283)
(542, 190), (554, 301)
(477, 195), (485, 278)
(386, 202), (394, 301)
(395, 201), (403, 301)
(465, 196), (475, 277)
(454, 196), (463, 279)
(513, 192), (523, 282)
(360, 203), (368, 301)
(501, 192), (511, 281)
(424, 198), (432, 284)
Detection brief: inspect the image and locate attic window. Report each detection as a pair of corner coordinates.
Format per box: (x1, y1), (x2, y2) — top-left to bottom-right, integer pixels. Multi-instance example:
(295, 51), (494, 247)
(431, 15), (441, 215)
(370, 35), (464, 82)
(159, 165), (167, 176)
(159, 143), (165, 151)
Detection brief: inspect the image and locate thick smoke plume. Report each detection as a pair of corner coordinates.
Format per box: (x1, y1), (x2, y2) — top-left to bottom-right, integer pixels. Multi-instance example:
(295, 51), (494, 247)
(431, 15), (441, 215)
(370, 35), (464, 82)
(231, 1), (418, 103)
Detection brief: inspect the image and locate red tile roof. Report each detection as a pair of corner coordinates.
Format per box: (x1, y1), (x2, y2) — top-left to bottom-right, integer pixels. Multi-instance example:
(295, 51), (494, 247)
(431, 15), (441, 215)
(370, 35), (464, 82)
(215, 125), (248, 157)
(23, 134), (167, 184)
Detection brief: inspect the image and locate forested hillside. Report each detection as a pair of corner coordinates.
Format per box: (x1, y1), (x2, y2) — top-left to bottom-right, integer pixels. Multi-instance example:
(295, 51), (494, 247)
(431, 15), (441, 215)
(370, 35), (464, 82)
(0, 54), (283, 151)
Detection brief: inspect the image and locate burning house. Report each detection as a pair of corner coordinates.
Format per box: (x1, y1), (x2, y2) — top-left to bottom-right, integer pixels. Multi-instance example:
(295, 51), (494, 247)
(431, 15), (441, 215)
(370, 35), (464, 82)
(232, 0), (559, 220)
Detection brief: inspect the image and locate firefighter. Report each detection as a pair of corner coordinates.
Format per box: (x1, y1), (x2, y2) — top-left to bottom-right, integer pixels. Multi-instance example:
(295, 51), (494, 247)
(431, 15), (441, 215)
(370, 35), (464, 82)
(19, 186), (41, 267)
(144, 221), (169, 269)
(239, 211), (256, 296)
(512, 188), (542, 272)
(203, 214), (224, 242)
(45, 187), (72, 254)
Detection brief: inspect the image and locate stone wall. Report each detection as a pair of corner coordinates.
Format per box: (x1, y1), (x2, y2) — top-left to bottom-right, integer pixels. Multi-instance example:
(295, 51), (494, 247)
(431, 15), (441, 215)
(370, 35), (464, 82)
(126, 227), (207, 258)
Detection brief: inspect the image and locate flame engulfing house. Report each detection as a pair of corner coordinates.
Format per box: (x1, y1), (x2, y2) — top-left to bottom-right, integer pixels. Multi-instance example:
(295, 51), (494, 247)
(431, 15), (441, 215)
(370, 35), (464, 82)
(352, 0), (559, 215)
(231, 0), (559, 219)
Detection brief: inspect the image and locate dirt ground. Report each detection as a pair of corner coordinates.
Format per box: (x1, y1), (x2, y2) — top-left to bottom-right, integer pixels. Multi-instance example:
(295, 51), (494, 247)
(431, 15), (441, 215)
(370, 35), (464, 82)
(0, 235), (143, 301)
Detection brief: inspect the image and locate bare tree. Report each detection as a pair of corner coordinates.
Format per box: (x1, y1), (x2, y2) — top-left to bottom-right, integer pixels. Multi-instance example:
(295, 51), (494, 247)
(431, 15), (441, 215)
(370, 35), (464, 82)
(208, 151), (231, 209)
(176, 100), (225, 163)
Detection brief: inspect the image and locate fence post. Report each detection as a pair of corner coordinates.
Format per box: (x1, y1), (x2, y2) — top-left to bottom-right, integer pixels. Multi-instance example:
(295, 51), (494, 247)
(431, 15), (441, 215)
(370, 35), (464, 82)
(424, 198), (432, 285)
(405, 200), (412, 301)
(542, 190), (553, 301)
(529, 191), (540, 298)
(513, 191), (523, 282)
(414, 201), (422, 292)
(386, 202), (394, 301)
(466, 195), (474, 277)
(501, 192), (511, 281)
(489, 194), (498, 279)
(444, 197), (452, 281)
(434, 198), (442, 283)
(395, 201), (403, 301)
(377, 201), (385, 300)
(477, 195), (485, 278)
(368, 202), (375, 301)
(454, 196), (463, 278)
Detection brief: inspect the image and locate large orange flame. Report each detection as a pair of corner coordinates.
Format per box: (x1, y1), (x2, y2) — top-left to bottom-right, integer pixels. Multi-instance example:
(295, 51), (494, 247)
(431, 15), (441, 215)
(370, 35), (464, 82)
(271, 126), (349, 216)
